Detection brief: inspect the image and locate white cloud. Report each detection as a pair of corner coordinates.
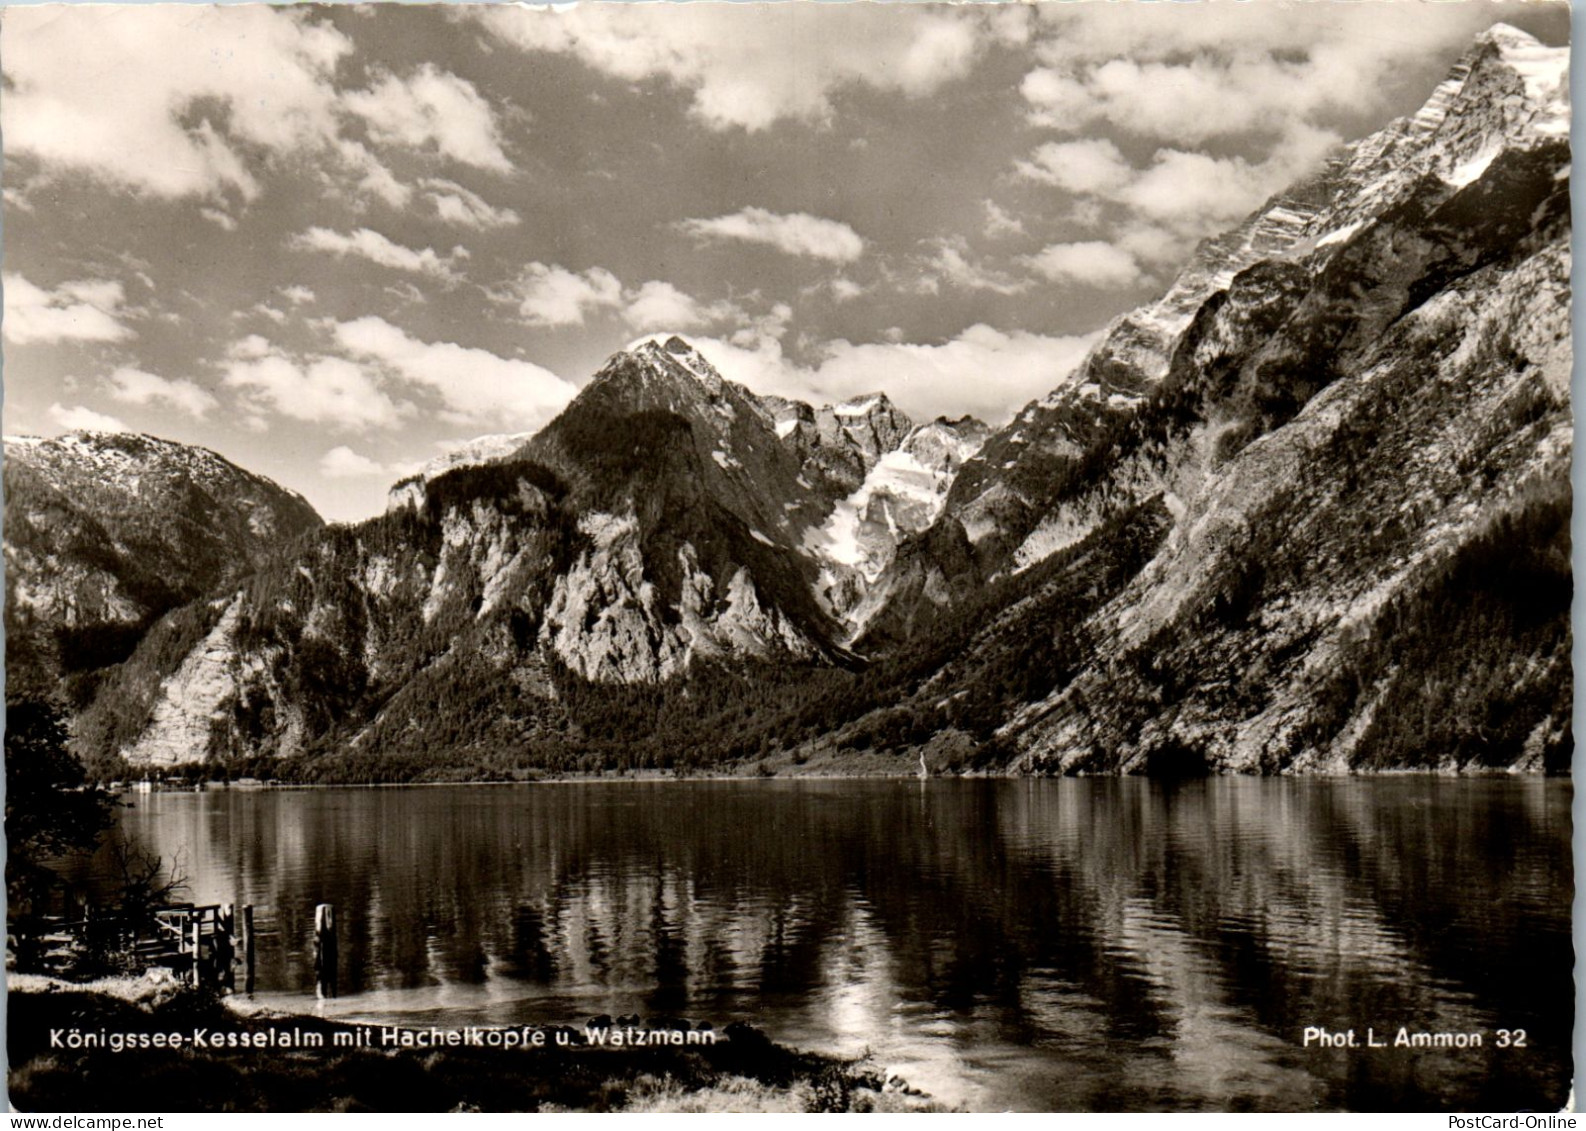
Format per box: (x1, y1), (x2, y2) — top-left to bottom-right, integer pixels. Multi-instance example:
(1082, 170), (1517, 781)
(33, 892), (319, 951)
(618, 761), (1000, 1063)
(57, 279), (126, 309)
(1013, 125), (1341, 286)
(816, 327), (1098, 423)
(1, 6), (344, 201)
(280, 285), (317, 306)
(48, 403), (129, 433)
(337, 139), (413, 208)
(921, 238), (1031, 296)
(983, 200), (1026, 239)
(319, 446), (389, 479)
(1, 6), (512, 209)
(3, 273), (135, 345)
(200, 208), (239, 232)
(621, 280), (739, 333)
(1023, 242), (1143, 289)
(385, 282), (428, 307)
(501, 264), (754, 336)
(1019, 67), (1092, 132)
(1117, 127), (1339, 230)
(474, 4), (1008, 132)
(1026, 55), (1328, 143)
(828, 278), (866, 302)
(229, 334), (273, 362)
(1114, 222), (1187, 269)
(1015, 138), (1133, 194)
(293, 227), (466, 282)
(798, 276), (867, 304)
(220, 338), (411, 432)
(106, 366), (220, 418)
(690, 324), (1098, 425)
(727, 302), (793, 348)
(3, 186), (36, 214)
(330, 316), (578, 430)
(318, 445), (420, 481)
(503, 262), (624, 327)
(1065, 199), (1105, 229)
(1022, 3), (1494, 142)
(678, 208), (863, 262)
(1004, 3), (1501, 299)
(345, 65), (512, 173)
(421, 179), (521, 230)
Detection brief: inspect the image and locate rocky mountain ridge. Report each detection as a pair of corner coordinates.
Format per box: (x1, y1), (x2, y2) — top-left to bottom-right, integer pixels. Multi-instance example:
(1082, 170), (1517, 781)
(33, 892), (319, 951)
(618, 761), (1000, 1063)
(825, 21), (1571, 772)
(890, 21), (1571, 605)
(388, 336), (991, 630)
(63, 337), (989, 767)
(387, 432), (538, 512)
(24, 23), (1571, 777)
(3, 431), (324, 705)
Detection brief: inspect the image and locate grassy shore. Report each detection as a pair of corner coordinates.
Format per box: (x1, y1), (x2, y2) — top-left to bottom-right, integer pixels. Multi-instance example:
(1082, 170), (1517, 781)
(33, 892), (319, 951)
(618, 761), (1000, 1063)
(7, 974), (937, 1113)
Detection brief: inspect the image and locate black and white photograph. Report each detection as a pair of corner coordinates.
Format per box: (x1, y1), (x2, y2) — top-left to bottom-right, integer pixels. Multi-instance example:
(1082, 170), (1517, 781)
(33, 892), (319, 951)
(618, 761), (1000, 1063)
(0, 0), (1574, 1114)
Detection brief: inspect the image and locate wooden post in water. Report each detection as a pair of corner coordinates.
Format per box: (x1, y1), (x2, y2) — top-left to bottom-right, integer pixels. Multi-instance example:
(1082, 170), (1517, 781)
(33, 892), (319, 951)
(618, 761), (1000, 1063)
(242, 905), (256, 995)
(314, 903), (337, 999)
(216, 904), (236, 992)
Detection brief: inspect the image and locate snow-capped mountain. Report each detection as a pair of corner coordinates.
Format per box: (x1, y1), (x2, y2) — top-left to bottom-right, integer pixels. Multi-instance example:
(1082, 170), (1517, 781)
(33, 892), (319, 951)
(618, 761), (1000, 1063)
(839, 23), (1571, 772)
(876, 20), (1571, 618)
(387, 432), (537, 512)
(69, 336), (985, 764)
(46, 24), (1570, 776)
(4, 431), (323, 704)
(806, 416), (990, 629)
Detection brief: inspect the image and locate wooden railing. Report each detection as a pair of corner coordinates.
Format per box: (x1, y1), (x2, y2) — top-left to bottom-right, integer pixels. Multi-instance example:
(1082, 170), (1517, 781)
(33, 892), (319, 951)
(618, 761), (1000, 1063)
(15, 902), (256, 991)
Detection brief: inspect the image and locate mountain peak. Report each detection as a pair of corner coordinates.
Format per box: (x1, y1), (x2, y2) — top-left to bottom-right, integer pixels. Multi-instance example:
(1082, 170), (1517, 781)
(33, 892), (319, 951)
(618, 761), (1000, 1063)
(6, 430), (319, 510)
(1477, 22), (1568, 101)
(832, 391), (894, 417)
(623, 332), (705, 362)
(1475, 22), (1543, 52)
(612, 333), (728, 394)
(1410, 19), (1569, 161)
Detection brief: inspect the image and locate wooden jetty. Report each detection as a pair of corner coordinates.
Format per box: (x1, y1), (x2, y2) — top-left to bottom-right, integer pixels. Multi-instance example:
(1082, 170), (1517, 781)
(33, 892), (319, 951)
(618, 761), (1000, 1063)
(19, 899), (337, 1000)
(23, 901), (256, 991)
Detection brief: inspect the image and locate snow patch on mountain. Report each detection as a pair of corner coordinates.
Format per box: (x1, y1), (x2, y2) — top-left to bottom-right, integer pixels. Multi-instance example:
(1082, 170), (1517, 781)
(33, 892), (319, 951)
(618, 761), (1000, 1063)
(806, 417), (989, 619)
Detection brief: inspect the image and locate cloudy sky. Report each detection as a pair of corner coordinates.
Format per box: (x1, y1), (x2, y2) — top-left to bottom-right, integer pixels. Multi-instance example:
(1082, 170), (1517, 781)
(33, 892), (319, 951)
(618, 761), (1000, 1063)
(1, 1), (1567, 521)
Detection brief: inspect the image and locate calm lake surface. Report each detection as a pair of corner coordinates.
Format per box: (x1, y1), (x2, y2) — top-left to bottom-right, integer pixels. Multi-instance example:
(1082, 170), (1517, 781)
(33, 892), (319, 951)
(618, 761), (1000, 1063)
(80, 778), (1572, 1111)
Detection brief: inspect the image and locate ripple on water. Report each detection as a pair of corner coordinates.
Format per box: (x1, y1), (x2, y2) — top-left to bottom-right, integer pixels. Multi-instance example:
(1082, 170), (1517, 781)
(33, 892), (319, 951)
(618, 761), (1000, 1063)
(73, 777), (1574, 1112)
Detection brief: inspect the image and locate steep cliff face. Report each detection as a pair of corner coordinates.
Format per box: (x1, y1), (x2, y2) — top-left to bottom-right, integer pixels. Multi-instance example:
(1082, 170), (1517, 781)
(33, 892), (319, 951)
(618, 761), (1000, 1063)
(78, 342), (859, 765)
(841, 23), (1572, 774)
(57, 25), (1569, 777)
(809, 416), (990, 630)
(81, 461), (578, 765)
(3, 431), (323, 705)
(884, 22), (1571, 612)
(1005, 192), (1569, 773)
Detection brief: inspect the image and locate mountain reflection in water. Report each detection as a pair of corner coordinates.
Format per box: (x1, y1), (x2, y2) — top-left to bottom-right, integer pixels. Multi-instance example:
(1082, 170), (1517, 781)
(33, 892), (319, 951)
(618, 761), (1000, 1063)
(79, 778), (1571, 1112)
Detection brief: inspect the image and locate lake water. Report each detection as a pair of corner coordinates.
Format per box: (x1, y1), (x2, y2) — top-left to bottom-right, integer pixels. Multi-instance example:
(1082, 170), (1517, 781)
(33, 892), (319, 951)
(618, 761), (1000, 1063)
(79, 777), (1572, 1112)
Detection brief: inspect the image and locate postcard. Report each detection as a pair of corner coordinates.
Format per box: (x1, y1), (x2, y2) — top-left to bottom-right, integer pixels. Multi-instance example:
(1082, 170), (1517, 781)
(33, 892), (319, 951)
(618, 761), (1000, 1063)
(1, 0), (1573, 1114)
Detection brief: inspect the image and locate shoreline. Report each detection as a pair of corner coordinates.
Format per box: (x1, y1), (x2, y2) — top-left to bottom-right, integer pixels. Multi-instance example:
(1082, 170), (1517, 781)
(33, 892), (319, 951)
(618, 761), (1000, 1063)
(6, 973), (936, 1113)
(117, 765), (1571, 793)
